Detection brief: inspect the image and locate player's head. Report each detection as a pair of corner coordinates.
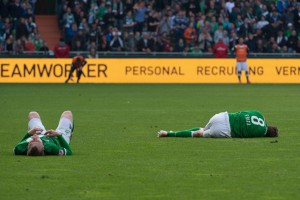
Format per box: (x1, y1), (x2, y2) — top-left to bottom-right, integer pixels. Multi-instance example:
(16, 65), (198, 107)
(265, 126), (278, 137)
(59, 38), (65, 46)
(239, 37), (244, 44)
(27, 135), (45, 156)
(76, 57), (82, 63)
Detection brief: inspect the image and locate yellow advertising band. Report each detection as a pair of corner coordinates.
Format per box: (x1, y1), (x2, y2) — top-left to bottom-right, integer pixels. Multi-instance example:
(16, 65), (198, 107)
(0, 58), (299, 83)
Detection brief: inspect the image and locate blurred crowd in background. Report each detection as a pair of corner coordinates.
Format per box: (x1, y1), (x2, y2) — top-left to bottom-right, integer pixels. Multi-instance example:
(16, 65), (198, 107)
(57, 0), (300, 55)
(2, 0), (300, 55)
(0, 0), (50, 54)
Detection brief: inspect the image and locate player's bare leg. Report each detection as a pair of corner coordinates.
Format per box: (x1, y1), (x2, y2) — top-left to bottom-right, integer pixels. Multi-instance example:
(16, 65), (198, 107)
(28, 111), (46, 134)
(246, 71), (251, 84)
(66, 67), (76, 83)
(76, 70), (83, 83)
(28, 111), (41, 121)
(60, 111), (73, 122)
(237, 71), (242, 83)
(192, 129), (204, 137)
(56, 111), (74, 144)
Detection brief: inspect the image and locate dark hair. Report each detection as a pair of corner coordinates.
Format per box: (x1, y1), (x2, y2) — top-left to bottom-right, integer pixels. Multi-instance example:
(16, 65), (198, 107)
(27, 146), (45, 156)
(266, 126), (278, 137)
(76, 57), (82, 62)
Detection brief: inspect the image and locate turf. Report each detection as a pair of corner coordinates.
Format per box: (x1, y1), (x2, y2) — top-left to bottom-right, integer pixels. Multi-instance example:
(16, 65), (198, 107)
(0, 84), (299, 200)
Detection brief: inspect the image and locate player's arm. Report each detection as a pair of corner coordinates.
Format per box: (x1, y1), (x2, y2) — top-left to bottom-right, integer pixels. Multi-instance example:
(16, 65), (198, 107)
(44, 141), (72, 156)
(19, 132), (31, 142)
(13, 134), (30, 155)
(56, 134), (73, 155)
(82, 59), (87, 67)
(45, 130), (72, 155)
(81, 56), (87, 67)
(78, 58), (87, 71)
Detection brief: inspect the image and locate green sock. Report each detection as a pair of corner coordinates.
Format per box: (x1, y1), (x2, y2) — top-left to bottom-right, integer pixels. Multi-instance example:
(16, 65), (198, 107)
(167, 128), (200, 137)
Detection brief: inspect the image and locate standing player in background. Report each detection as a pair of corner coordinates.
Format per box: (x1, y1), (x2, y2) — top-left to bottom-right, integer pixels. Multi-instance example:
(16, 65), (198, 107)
(158, 110), (278, 138)
(65, 55), (87, 83)
(232, 38), (250, 83)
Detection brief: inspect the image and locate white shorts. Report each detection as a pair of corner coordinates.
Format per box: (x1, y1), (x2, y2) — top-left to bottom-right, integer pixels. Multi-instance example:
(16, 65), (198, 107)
(28, 117), (73, 144)
(28, 118), (46, 132)
(203, 112), (231, 138)
(236, 62), (248, 71)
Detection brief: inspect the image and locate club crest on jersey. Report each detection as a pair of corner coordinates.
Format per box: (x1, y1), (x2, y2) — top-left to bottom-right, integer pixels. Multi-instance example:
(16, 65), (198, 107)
(59, 149), (64, 155)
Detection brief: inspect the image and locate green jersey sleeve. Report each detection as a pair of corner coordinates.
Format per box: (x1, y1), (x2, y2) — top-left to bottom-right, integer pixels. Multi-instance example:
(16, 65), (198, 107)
(56, 134), (72, 155)
(228, 111), (268, 138)
(43, 135), (72, 156)
(13, 133), (31, 155)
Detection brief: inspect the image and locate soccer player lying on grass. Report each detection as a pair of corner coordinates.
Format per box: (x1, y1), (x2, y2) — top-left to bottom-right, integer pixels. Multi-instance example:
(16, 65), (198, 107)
(158, 110), (278, 138)
(13, 111), (74, 156)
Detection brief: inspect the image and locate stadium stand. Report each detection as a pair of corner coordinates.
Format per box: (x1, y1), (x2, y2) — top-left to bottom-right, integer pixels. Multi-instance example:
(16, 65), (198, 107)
(55, 0), (300, 55)
(35, 15), (61, 50)
(0, 0), (44, 54)
(1, 0), (300, 56)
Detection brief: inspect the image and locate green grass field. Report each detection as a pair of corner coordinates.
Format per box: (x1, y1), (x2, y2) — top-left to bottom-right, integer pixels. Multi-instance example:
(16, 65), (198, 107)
(0, 84), (300, 200)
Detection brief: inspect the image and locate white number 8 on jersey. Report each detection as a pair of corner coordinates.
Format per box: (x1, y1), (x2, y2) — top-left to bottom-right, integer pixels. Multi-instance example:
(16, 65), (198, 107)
(251, 116), (265, 127)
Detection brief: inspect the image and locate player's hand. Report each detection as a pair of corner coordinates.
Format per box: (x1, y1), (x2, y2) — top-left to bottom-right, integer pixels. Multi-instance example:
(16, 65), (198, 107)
(31, 134), (42, 142)
(28, 127), (44, 135)
(45, 129), (61, 137)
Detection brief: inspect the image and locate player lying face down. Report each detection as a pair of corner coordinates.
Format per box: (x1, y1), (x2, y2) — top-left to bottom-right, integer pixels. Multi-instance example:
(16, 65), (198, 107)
(158, 110), (278, 138)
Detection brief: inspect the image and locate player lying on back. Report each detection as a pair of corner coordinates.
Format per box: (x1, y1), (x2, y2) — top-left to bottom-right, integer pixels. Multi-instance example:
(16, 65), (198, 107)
(14, 111), (74, 156)
(158, 110), (278, 138)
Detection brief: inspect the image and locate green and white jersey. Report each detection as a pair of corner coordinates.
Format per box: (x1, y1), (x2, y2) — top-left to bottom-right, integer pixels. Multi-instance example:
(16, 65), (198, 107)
(228, 110), (268, 138)
(14, 133), (73, 156)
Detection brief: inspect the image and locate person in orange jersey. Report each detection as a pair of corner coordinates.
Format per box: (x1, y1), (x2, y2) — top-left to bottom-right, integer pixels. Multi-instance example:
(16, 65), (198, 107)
(184, 22), (197, 45)
(65, 55), (87, 83)
(232, 38), (250, 83)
